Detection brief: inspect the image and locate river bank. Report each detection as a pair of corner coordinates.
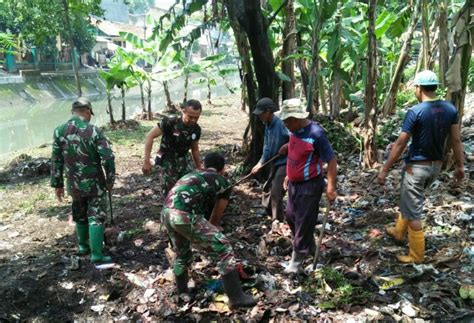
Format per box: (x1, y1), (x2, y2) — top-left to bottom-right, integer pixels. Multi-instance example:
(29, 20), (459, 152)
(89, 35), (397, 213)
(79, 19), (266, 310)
(0, 71), (239, 159)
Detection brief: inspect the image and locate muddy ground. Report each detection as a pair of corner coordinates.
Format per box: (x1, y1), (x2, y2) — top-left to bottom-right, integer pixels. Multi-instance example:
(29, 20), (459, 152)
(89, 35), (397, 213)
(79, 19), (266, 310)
(0, 95), (473, 322)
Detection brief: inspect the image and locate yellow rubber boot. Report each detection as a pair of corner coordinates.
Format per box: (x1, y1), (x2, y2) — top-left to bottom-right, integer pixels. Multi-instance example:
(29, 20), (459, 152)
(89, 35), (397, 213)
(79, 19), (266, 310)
(385, 214), (408, 241)
(397, 227), (425, 263)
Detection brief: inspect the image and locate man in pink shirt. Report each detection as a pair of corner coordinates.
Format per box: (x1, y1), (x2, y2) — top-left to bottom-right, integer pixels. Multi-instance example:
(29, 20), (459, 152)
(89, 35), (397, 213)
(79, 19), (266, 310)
(278, 99), (338, 274)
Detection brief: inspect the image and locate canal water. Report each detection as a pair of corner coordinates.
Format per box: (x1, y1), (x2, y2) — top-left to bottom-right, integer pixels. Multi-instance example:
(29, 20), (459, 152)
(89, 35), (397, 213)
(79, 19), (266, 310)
(0, 74), (239, 160)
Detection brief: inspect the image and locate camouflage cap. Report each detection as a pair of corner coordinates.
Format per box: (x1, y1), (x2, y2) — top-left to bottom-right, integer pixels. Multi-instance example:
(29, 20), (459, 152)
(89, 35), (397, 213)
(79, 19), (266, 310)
(72, 97), (94, 115)
(276, 98), (308, 120)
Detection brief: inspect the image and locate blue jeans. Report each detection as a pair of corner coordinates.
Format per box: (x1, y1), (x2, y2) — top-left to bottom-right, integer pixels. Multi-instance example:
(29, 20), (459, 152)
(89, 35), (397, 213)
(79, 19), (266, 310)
(400, 162), (441, 221)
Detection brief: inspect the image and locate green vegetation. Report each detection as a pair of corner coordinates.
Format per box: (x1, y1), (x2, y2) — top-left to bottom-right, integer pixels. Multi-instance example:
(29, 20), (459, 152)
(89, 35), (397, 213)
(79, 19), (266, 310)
(305, 267), (372, 309)
(0, 0), (103, 56)
(103, 122), (154, 147)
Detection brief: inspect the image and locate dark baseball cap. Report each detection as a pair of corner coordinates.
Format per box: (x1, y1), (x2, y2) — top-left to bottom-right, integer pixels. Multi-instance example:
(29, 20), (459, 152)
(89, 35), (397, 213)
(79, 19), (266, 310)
(72, 97), (94, 115)
(253, 97), (275, 115)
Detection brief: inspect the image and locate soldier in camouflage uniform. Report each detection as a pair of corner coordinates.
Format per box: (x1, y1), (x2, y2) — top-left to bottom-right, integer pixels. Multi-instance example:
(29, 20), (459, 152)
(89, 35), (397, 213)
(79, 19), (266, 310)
(142, 100), (203, 196)
(51, 98), (115, 264)
(162, 152), (256, 309)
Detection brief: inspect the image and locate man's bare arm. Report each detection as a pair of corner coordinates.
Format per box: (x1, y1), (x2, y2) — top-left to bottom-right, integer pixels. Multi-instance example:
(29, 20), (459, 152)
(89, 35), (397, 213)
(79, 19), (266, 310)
(378, 132), (411, 185)
(142, 126), (162, 175)
(191, 141), (202, 170)
(209, 198), (229, 227)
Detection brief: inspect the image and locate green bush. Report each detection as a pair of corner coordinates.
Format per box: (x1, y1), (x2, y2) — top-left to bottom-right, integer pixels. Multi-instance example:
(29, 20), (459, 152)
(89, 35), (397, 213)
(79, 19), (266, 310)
(395, 89), (417, 108)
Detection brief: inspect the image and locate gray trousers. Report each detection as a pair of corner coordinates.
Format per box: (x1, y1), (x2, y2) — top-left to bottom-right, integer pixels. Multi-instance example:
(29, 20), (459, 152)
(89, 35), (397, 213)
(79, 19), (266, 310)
(262, 164), (287, 221)
(400, 162), (441, 221)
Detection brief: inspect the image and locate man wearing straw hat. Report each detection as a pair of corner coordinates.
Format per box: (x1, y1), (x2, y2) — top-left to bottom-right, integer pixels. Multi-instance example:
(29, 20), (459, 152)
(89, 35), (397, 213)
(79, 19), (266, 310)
(278, 98), (338, 274)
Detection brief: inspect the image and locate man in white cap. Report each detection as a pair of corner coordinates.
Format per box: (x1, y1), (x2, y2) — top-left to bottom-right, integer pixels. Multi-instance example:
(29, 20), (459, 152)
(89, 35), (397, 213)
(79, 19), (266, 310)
(278, 98), (338, 274)
(378, 70), (465, 263)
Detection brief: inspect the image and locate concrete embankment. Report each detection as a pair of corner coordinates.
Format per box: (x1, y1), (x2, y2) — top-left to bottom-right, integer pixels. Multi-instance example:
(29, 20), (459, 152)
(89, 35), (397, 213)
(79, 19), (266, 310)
(0, 72), (108, 106)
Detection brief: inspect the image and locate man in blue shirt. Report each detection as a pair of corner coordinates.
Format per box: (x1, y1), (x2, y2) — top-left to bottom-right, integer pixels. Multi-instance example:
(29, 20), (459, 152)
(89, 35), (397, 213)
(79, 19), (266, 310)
(378, 70), (465, 263)
(251, 98), (290, 221)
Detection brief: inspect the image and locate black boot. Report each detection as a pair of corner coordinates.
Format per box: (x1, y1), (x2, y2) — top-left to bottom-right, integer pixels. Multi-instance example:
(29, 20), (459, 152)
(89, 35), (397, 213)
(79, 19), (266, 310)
(222, 269), (257, 308)
(175, 271), (189, 294)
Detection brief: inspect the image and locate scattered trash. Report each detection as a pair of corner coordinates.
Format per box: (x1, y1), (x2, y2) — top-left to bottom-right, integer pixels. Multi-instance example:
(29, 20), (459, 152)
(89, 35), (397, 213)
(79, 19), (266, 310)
(345, 208), (364, 218)
(412, 264), (439, 275)
(204, 279), (223, 293)
(124, 272), (158, 289)
(457, 213), (473, 221)
(256, 273), (277, 291)
(352, 233), (363, 241)
(368, 228), (382, 238)
(133, 238), (144, 247)
(117, 231), (126, 242)
(90, 304), (105, 314)
(144, 288), (156, 299)
(59, 281), (74, 290)
(68, 256), (80, 271)
(401, 301), (418, 318)
(371, 276), (405, 290)
(95, 263), (120, 270)
(463, 246), (474, 261)
(459, 285), (474, 300)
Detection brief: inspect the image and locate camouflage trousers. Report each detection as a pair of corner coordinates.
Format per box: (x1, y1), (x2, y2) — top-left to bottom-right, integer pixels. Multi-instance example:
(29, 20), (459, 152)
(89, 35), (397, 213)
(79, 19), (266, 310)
(158, 154), (192, 197)
(72, 194), (108, 226)
(161, 207), (236, 276)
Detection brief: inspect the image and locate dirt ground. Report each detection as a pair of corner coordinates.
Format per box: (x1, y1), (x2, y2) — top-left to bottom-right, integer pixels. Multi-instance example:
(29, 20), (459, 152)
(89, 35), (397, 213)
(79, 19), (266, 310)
(0, 95), (473, 321)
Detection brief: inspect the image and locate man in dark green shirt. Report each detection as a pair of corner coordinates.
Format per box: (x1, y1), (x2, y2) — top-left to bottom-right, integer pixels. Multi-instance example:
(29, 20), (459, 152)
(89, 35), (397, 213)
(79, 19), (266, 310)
(51, 98), (115, 264)
(142, 100), (203, 196)
(161, 152), (256, 309)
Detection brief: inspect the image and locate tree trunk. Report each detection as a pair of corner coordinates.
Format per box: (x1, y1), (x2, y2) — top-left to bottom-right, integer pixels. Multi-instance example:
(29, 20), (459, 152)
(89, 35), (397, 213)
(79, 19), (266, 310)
(163, 81), (173, 110)
(146, 78), (152, 120)
(296, 32), (309, 100)
(438, 0), (449, 87)
(319, 74), (328, 115)
(281, 0), (296, 100)
(445, 2), (473, 124)
(306, 0), (324, 114)
(239, 67), (247, 111)
(239, 1), (278, 100)
(140, 82), (146, 113)
(183, 73), (189, 103)
(225, 0), (277, 166)
(419, 0), (431, 71)
(121, 87), (126, 122)
(62, 0), (81, 96)
(330, 75), (342, 118)
(363, 0), (378, 169)
(381, 0), (422, 116)
(107, 90), (115, 126)
(207, 78), (212, 104)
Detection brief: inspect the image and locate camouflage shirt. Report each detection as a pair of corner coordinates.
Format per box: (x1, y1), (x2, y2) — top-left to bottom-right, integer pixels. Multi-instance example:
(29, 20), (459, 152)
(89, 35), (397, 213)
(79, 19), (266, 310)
(51, 115), (115, 197)
(158, 116), (201, 157)
(165, 170), (231, 216)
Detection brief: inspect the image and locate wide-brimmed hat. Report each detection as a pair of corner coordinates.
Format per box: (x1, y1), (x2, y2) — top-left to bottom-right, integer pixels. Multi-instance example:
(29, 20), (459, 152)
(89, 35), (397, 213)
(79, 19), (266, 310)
(276, 98), (309, 120)
(72, 97), (94, 115)
(253, 97), (276, 115)
(413, 70), (439, 86)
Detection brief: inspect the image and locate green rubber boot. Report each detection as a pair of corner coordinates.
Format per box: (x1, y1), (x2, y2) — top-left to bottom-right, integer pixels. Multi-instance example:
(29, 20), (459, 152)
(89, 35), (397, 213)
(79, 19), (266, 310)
(75, 223), (90, 255)
(89, 225), (112, 264)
